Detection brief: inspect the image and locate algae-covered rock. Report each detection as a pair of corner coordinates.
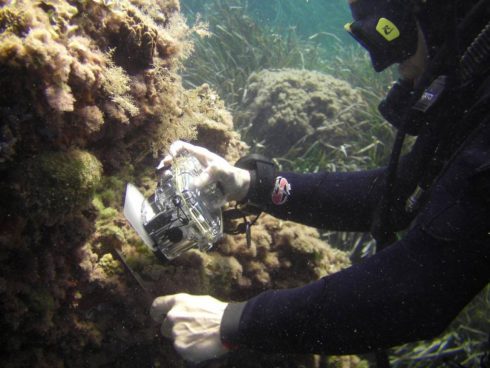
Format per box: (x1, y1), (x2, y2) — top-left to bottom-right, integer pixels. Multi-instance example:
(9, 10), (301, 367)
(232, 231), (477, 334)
(99, 253), (122, 276)
(0, 0), (242, 366)
(0, 0), (198, 165)
(26, 287), (56, 330)
(0, 1), (364, 367)
(238, 68), (368, 159)
(328, 355), (369, 368)
(184, 83), (248, 163)
(146, 213), (352, 302)
(18, 149), (102, 223)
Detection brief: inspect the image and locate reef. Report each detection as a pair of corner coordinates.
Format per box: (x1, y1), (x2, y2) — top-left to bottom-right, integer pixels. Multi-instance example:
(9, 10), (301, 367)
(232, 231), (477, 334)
(238, 68), (369, 159)
(0, 0), (358, 367)
(0, 0), (197, 166)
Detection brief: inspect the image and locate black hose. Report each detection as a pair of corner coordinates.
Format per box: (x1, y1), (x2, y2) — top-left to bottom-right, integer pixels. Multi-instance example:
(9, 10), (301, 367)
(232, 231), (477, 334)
(461, 21), (490, 81)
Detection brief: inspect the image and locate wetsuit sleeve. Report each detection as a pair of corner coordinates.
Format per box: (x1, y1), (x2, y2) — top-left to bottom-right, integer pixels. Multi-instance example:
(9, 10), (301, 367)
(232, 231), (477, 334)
(221, 106), (490, 354)
(243, 159), (416, 232)
(220, 227), (490, 354)
(243, 168), (382, 231)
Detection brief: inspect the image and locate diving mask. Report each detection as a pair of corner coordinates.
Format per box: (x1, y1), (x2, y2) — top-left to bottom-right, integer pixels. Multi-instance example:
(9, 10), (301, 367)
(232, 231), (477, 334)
(124, 152), (223, 260)
(345, 0), (418, 72)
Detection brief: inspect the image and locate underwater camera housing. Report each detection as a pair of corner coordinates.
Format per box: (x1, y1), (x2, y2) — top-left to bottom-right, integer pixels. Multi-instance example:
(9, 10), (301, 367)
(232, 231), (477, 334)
(123, 153), (223, 260)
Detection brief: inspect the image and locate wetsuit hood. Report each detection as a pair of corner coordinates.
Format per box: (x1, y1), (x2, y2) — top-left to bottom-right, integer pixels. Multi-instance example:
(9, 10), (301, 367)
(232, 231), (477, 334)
(346, 0), (419, 72)
(345, 0), (482, 72)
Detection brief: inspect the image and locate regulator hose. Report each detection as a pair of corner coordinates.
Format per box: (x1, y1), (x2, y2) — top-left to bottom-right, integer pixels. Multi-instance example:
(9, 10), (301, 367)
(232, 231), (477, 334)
(461, 20), (490, 81)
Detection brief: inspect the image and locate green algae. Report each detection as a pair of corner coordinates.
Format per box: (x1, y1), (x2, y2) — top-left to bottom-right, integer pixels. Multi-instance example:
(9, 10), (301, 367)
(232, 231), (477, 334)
(99, 253), (122, 276)
(90, 168), (155, 271)
(204, 254), (243, 296)
(97, 223), (126, 245)
(99, 207), (119, 220)
(0, 7), (28, 35)
(19, 149), (102, 223)
(97, 175), (127, 208)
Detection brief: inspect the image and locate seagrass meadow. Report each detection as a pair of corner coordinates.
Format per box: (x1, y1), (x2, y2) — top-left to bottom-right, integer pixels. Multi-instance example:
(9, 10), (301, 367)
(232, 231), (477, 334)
(0, 0), (488, 367)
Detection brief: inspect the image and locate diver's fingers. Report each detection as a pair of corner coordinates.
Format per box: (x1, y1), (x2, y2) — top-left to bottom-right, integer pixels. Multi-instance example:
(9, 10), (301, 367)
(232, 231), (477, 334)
(157, 155), (173, 170)
(150, 295), (177, 322)
(207, 163), (227, 182)
(168, 141), (184, 156)
(170, 141), (213, 166)
(192, 169), (212, 189)
(161, 317), (174, 339)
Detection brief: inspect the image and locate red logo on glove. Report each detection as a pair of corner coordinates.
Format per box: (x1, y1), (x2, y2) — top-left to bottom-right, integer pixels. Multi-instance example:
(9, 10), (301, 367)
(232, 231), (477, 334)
(271, 176), (291, 205)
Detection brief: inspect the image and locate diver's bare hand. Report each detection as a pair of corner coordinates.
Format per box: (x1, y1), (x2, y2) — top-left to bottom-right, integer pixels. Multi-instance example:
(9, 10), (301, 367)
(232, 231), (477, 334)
(158, 141), (250, 202)
(151, 293), (229, 363)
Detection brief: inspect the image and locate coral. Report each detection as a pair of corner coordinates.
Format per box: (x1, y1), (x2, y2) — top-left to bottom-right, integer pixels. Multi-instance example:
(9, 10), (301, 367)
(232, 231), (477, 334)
(238, 68), (368, 158)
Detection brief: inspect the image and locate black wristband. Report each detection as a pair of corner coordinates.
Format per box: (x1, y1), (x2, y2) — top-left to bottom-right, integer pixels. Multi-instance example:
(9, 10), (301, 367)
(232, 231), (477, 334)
(235, 154), (276, 208)
(220, 302), (247, 348)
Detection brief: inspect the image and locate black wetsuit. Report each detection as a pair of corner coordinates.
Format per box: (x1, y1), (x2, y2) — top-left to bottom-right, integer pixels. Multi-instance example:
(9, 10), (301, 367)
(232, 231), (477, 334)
(220, 74), (490, 354)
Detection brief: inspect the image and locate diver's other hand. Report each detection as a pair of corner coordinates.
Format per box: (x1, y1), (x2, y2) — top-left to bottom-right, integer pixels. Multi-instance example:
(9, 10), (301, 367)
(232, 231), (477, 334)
(158, 140), (251, 202)
(150, 293), (229, 363)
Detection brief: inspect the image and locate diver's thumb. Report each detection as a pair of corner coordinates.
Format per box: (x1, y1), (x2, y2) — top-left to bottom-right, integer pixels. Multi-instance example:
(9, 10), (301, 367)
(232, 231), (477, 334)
(192, 168), (213, 190)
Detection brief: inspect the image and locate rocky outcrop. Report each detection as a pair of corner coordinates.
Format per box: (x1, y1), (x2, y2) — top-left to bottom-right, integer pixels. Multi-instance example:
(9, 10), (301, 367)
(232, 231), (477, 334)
(0, 1), (355, 367)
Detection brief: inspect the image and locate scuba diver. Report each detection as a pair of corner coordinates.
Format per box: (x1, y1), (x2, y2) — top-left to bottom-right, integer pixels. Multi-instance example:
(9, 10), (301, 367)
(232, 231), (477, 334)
(149, 0), (490, 365)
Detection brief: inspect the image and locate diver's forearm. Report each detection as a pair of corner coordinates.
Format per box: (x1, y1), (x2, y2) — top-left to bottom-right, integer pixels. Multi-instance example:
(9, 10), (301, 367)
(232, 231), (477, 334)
(245, 169), (386, 231)
(220, 227), (490, 354)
